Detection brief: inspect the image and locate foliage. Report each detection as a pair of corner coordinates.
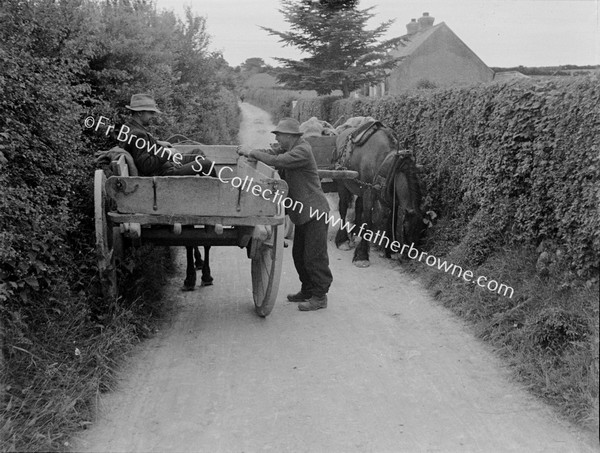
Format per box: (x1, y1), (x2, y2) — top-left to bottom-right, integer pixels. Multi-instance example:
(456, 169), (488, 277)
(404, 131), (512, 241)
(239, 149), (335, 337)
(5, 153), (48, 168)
(262, 0), (407, 97)
(318, 76), (600, 280)
(244, 88), (312, 123)
(292, 95), (343, 125)
(0, 0), (240, 450)
(417, 245), (599, 432)
(492, 64), (600, 76)
(239, 57), (273, 75)
(292, 75), (599, 430)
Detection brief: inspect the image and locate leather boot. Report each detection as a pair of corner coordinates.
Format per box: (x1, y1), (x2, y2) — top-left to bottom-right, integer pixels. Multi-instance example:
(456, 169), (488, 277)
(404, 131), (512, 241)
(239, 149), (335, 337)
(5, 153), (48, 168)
(287, 291), (311, 302)
(298, 295), (327, 311)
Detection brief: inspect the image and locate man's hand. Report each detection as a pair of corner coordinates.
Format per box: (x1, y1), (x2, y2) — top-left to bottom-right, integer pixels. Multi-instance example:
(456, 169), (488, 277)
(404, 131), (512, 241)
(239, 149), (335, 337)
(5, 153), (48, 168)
(157, 140), (173, 148)
(236, 145), (250, 157)
(237, 145), (256, 162)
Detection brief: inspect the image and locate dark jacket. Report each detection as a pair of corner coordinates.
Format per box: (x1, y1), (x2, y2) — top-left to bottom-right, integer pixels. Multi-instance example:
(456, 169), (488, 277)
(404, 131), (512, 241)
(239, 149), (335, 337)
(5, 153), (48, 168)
(252, 138), (329, 225)
(120, 119), (173, 176)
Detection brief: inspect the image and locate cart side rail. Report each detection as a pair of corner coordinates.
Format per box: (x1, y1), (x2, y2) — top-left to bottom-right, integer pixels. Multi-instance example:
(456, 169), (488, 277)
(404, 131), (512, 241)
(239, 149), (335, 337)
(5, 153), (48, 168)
(105, 158), (288, 219)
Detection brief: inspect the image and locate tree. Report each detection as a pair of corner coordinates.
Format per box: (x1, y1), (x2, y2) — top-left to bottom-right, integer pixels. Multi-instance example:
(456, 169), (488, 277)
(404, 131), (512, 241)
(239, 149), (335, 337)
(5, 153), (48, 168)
(240, 57), (270, 74)
(261, 0), (406, 97)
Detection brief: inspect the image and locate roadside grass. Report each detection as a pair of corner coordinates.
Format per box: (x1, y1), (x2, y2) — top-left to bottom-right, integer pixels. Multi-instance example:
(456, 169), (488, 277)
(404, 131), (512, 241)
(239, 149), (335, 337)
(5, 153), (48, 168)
(403, 239), (599, 435)
(1, 245), (174, 452)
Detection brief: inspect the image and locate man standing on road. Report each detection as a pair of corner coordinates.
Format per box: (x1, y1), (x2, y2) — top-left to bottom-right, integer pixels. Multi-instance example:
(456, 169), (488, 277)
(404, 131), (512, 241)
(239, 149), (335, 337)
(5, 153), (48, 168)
(238, 118), (333, 311)
(121, 93), (216, 176)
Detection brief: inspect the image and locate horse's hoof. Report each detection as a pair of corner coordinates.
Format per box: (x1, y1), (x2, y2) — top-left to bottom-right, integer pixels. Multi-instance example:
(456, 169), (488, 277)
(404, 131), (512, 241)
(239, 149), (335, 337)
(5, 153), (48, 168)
(353, 260), (370, 268)
(337, 241), (351, 251)
(200, 280), (213, 287)
(181, 284), (196, 291)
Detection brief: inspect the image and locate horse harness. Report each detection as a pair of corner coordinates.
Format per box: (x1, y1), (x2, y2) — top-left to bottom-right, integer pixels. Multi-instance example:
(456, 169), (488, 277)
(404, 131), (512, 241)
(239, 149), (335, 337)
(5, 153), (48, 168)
(373, 149), (416, 205)
(332, 120), (415, 200)
(332, 120), (386, 170)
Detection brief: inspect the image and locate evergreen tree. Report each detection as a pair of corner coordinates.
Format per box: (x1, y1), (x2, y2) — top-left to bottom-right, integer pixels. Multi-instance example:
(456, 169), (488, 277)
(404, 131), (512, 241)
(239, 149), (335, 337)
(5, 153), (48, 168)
(261, 0), (406, 97)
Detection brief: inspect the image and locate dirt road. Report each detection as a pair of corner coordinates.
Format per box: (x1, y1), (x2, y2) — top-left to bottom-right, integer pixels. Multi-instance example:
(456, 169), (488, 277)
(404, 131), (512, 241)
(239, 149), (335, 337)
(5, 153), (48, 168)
(73, 103), (598, 453)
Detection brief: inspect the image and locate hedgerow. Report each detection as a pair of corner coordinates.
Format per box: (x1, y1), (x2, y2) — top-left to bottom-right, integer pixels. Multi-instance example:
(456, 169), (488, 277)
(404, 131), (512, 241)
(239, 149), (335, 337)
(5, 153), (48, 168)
(244, 88), (317, 122)
(0, 0), (240, 451)
(292, 95), (342, 124)
(305, 77), (600, 280)
(292, 77), (599, 430)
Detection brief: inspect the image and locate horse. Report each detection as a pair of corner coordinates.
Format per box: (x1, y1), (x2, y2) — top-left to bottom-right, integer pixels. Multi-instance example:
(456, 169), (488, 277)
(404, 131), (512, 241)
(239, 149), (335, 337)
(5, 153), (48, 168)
(333, 121), (424, 266)
(373, 151), (425, 259)
(165, 137), (216, 291)
(333, 121), (399, 267)
(183, 242), (213, 291)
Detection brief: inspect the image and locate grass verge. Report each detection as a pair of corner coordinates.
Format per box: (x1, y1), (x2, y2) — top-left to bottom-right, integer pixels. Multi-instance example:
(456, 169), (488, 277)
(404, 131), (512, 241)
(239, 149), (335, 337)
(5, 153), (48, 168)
(1, 245), (175, 452)
(402, 240), (599, 435)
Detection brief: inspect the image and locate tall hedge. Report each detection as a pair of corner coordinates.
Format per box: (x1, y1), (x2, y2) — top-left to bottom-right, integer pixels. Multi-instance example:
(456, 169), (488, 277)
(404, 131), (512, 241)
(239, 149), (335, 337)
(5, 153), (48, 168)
(0, 0), (240, 450)
(298, 77), (599, 280)
(292, 95), (342, 124)
(244, 88), (319, 123)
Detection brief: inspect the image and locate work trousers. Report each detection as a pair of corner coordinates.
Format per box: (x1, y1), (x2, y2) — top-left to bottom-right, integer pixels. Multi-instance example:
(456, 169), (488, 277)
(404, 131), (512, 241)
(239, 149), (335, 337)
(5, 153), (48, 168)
(292, 217), (333, 297)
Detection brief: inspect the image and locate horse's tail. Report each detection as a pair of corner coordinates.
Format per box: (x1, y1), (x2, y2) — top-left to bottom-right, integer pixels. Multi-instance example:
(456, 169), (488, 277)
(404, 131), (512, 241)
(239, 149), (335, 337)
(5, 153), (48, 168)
(386, 151), (422, 211)
(387, 151), (425, 245)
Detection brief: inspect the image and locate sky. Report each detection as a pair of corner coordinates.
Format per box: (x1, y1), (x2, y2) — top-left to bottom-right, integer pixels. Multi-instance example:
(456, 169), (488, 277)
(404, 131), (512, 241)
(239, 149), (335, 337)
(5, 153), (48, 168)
(155, 0), (600, 68)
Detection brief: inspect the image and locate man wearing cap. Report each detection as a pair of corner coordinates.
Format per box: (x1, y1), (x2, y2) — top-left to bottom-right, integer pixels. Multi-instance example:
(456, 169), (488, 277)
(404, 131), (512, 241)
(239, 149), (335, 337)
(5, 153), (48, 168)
(238, 118), (333, 311)
(121, 93), (215, 176)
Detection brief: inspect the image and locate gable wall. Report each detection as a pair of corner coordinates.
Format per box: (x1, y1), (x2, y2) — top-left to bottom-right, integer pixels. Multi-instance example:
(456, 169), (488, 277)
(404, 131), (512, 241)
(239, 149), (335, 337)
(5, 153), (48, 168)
(387, 25), (494, 93)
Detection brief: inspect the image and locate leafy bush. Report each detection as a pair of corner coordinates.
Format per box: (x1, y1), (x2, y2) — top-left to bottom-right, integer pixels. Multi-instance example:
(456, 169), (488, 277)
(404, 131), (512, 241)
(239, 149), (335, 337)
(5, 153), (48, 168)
(327, 77), (600, 280)
(292, 78), (599, 430)
(244, 88), (314, 122)
(0, 0), (241, 450)
(293, 95), (343, 124)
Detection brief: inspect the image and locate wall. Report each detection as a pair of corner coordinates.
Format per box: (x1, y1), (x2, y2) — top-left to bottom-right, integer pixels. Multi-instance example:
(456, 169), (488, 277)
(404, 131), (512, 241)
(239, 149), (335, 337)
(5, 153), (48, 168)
(387, 24), (494, 93)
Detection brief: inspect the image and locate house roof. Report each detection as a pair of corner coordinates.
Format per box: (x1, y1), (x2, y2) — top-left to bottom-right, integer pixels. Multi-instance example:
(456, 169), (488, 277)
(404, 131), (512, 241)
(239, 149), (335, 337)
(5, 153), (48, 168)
(387, 18), (492, 77)
(389, 23), (445, 59)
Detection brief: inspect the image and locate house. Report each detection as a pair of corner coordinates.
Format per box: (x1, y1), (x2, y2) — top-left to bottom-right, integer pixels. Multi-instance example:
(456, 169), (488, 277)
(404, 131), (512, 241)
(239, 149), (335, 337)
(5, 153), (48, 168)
(492, 71), (530, 83)
(372, 13), (494, 95)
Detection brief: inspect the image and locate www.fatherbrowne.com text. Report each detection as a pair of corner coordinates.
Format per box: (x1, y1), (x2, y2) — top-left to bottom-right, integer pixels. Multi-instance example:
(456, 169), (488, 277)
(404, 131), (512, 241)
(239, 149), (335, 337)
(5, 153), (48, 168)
(308, 210), (514, 299)
(85, 114), (514, 299)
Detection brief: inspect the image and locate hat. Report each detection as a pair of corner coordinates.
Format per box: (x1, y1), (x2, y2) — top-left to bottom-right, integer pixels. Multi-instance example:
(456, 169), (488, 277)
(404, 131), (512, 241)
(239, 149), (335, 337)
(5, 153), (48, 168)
(126, 94), (161, 113)
(271, 118), (303, 135)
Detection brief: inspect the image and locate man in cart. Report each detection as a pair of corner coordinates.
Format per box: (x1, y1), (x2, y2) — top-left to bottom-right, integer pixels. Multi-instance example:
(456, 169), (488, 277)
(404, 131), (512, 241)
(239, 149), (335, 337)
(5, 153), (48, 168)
(120, 93), (216, 177)
(238, 118), (333, 311)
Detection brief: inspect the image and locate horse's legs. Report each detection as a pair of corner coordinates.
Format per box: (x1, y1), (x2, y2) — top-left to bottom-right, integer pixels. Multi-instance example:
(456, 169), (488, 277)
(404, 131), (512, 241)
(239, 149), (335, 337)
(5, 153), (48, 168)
(335, 183), (352, 248)
(354, 195), (364, 232)
(200, 246), (214, 286)
(183, 246), (197, 291)
(395, 171), (421, 259)
(353, 188), (374, 266)
(193, 246), (204, 269)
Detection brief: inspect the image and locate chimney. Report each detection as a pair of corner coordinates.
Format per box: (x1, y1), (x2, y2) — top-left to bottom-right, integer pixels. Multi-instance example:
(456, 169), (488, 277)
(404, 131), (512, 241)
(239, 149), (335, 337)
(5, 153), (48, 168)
(406, 18), (419, 35)
(418, 12), (435, 30)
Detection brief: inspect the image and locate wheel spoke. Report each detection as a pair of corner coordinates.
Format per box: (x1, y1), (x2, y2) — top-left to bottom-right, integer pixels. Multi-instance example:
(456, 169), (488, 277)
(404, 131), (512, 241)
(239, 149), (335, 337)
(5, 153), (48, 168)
(251, 223), (283, 317)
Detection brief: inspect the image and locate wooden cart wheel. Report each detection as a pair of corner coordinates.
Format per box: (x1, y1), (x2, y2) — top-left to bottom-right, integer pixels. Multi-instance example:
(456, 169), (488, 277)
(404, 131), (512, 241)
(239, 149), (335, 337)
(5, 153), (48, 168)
(251, 222), (284, 317)
(94, 169), (117, 299)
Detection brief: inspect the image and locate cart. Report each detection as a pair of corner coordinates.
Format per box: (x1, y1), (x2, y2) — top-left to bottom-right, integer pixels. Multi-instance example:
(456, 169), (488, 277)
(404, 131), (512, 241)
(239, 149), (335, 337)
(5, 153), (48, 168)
(94, 145), (288, 317)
